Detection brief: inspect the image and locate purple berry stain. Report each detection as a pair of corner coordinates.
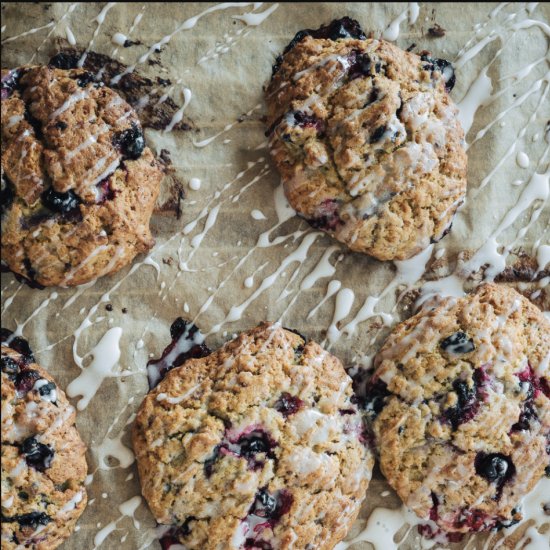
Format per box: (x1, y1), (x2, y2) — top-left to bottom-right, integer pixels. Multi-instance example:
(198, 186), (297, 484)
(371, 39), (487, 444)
(307, 199), (343, 232)
(274, 393), (304, 417)
(147, 318), (211, 389)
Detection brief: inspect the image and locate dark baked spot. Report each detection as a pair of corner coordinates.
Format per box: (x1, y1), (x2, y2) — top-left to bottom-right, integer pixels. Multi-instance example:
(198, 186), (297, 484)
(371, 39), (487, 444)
(21, 436), (55, 471)
(48, 52), (80, 69)
(428, 24), (446, 38)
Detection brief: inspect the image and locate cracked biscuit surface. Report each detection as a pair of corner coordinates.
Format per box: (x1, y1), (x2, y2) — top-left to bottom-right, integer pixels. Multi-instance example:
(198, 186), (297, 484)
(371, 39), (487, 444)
(1, 64), (163, 287)
(265, 18), (467, 261)
(133, 323), (373, 550)
(364, 284), (550, 537)
(1, 334), (88, 549)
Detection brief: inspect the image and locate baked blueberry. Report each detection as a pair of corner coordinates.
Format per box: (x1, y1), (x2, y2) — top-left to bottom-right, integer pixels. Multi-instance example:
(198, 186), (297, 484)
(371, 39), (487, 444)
(21, 436), (55, 472)
(440, 331), (475, 354)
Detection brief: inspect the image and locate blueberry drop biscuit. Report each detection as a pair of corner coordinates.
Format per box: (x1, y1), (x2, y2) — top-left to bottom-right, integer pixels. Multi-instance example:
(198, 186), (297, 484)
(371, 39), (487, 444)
(133, 323), (373, 549)
(364, 284), (549, 537)
(1, 331), (88, 549)
(265, 17), (467, 261)
(1, 64), (164, 287)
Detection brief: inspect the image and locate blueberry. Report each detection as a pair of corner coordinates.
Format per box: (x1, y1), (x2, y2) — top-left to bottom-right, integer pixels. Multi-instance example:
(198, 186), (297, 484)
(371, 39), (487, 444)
(55, 120), (68, 131)
(347, 51), (373, 80)
(1, 328), (34, 361)
(48, 52), (80, 70)
(1, 511), (51, 529)
(41, 187), (81, 216)
(238, 431), (276, 465)
(444, 379), (479, 430)
(1, 354), (20, 376)
(545, 465), (550, 478)
(159, 523), (195, 550)
(147, 319), (210, 389)
(203, 446), (220, 478)
(15, 369), (41, 394)
(420, 55), (456, 92)
(309, 17), (366, 41)
(38, 381), (57, 399)
(1, 69), (21, 99)
(511, 399), (538, 431)
(369, 125), (387, 143)
(21, 436), (55, 471)
(274, 393), (304, 417)
(272, 17), (366, 75)
(292, 111), (325, 135)
(251, 490), (278, 518)
(112, 123), (145, 160)
(359, 379), (390, 419)
(249, 489), (293, 523)
(440, 331), (475, 354)
(475, 453), (515, 483)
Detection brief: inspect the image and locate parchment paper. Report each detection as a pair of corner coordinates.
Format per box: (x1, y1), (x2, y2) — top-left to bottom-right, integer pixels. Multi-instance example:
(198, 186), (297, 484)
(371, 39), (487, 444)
(1, 3), (549, 549)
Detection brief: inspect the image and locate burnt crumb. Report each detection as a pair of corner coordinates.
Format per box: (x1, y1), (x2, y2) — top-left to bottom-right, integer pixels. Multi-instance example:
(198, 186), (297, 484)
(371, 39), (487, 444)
(123, 39), (141, 48)
(159, 149), (172, 165)
(162, 257), (173, 266)
(428, 24), (446, 37)
(406, 43), (417, 52)
(48, 47), (193, 132)
(105, 304), (113, 312)
(494, 253), (549, 283)
(122, 307), (128, 314)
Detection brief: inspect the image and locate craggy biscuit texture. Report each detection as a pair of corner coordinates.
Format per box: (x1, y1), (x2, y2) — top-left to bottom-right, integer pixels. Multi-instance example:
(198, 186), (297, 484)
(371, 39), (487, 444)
(1, 65), (163, 287)
(265, 20), (467, 261)
(133, 323), (373, 550)
(1, 345), (88, 549)
(369, 284), (549, 535)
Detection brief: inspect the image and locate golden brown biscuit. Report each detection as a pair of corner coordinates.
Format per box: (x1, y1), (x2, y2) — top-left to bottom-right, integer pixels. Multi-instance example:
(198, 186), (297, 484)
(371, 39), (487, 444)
(265, 18), (467, 261)
(1, 333), (88, 549)
(363, 284), (549, 537)
(1, 64), (163, 287)
(133, 322), (373, 550)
